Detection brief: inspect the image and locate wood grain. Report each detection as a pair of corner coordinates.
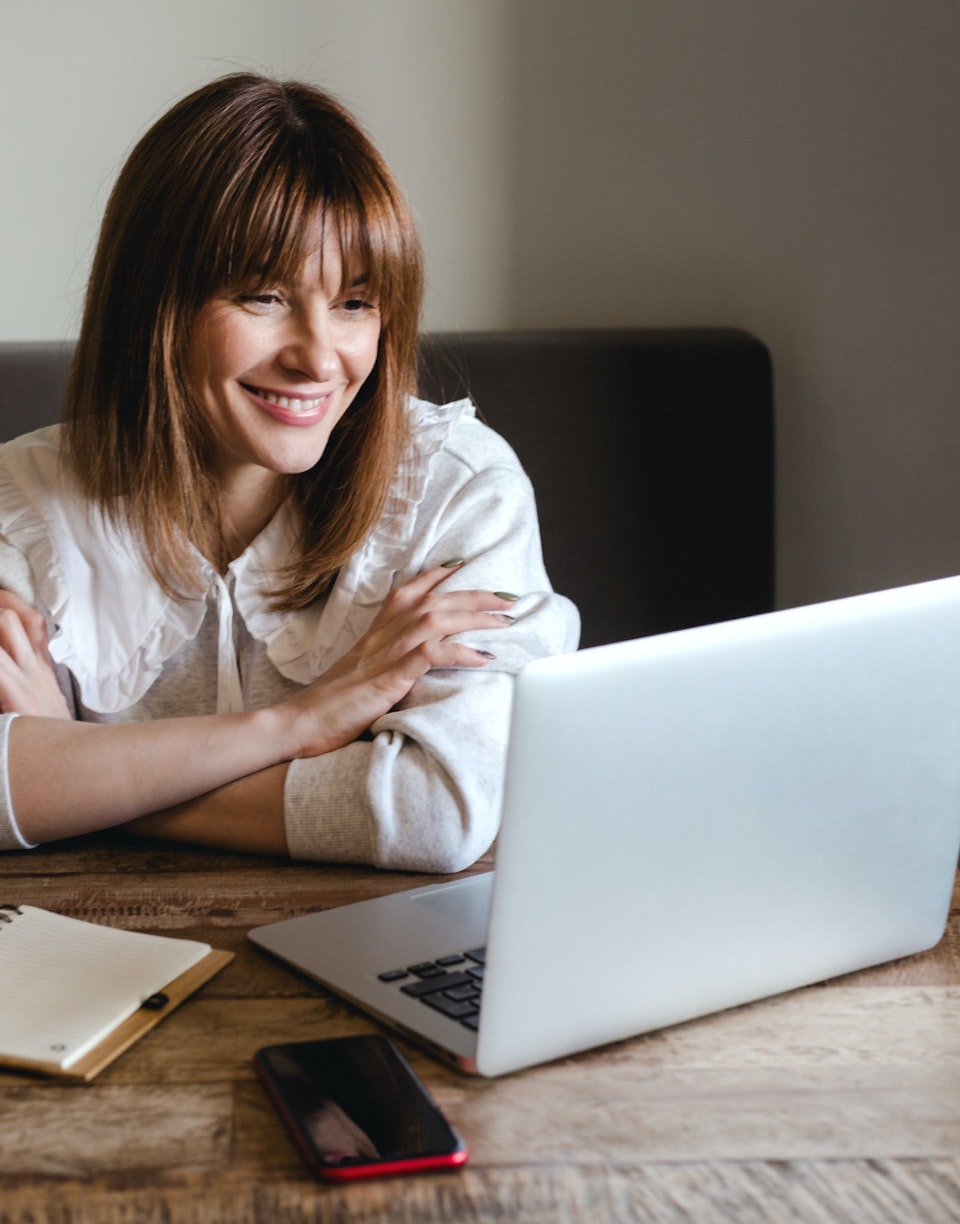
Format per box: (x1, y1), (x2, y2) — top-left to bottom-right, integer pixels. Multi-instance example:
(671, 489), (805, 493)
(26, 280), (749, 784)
(1, 837), (958, 1223)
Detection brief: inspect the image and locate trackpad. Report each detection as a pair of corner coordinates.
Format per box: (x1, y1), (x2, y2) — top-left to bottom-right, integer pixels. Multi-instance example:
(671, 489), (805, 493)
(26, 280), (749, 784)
(412, 874), (493, 935)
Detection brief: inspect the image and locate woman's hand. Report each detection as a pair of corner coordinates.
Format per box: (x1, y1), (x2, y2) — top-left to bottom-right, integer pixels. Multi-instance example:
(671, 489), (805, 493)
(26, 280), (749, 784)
(279, 563), (516, 759)
(0, 591), (72, 719)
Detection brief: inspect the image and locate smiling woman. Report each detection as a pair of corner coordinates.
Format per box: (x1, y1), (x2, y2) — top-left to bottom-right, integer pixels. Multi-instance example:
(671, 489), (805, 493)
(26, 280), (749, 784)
(0, 74), (579, 869)
(65, 74), (421, 606)
(187, 227), (382, 552)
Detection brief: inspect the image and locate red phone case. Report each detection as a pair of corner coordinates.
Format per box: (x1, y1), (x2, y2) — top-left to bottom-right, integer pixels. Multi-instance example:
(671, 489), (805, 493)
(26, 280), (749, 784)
(255, 1038), (469, 1182)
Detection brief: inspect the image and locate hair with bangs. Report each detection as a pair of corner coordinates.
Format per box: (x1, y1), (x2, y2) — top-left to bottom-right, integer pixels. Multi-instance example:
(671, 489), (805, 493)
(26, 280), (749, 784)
(63, 73), (423, 608)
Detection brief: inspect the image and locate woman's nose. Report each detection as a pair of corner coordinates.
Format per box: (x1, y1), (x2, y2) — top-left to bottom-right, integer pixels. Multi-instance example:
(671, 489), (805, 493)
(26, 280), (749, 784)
(279, 312), (340, 382)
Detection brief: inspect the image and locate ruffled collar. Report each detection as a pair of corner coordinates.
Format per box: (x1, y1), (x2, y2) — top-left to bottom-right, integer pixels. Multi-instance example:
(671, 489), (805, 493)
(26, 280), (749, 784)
(0, 399), (475, 714)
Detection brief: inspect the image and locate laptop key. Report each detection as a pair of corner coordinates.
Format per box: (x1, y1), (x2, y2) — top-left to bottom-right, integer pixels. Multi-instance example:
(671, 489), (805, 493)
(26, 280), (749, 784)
(464, 947), (486, 964)
(400, 971), (473, 998)
(436, 954), (467, 967)
(421, 993), (479, 1020)
(408, 962), (444, 978)
(460, 1013), (480, 1031)
(377, 968), (409, 983)
(444, 983), (480, 1002)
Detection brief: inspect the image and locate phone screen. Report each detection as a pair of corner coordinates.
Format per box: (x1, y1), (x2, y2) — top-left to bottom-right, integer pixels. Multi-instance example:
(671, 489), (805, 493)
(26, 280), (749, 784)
(254, 1035), (468, 1180)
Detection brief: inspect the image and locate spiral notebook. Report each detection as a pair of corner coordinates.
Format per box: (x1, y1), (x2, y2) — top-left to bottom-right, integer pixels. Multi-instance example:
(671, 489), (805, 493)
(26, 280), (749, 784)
(0, 904), (233, 1081)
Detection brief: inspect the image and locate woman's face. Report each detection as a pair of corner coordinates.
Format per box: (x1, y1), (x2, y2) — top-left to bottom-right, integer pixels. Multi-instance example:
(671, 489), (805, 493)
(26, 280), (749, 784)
(187, 223), (381, 509)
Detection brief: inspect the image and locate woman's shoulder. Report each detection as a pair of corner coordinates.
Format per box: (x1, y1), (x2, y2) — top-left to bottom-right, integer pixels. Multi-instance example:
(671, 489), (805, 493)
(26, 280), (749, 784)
(0, 425), (96, 544)
(0, 425), (74, 546)
(0, 424), (65, 485)
(1, 424), (61, 452)
(0, 424), (106, 568)
(406, 396), (525, 479)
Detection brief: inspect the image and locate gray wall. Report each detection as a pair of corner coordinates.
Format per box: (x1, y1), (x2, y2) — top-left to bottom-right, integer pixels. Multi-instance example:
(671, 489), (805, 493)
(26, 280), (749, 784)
(507, 2), (960, 610)
(3, 1), (960, 612)
(0, 0), (513, 336)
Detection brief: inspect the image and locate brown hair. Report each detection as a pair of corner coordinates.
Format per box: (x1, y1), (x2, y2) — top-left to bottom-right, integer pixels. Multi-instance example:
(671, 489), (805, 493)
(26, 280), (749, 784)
(64, 73), (423, 608)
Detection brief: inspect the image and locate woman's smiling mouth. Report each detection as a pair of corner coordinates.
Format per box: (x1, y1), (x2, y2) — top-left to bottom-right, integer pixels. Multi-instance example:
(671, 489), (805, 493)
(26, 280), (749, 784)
(242, 383), (329, 414)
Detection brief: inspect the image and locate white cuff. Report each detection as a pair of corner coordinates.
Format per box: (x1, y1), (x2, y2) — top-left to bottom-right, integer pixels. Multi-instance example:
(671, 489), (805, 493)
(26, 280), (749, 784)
(1, 714), (37, 850)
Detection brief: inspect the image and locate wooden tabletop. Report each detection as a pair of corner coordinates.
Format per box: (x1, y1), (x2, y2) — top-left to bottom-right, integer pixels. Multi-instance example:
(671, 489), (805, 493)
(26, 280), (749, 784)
(2, 835), (959, 1223)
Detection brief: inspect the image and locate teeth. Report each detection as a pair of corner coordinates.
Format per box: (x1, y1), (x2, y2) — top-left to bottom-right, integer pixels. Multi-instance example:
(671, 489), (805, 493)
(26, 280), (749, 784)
(256, 388), (324, 412)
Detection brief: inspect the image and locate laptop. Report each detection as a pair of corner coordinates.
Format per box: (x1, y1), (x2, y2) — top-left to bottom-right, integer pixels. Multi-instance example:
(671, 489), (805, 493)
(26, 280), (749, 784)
(250, 575), (960, 1077)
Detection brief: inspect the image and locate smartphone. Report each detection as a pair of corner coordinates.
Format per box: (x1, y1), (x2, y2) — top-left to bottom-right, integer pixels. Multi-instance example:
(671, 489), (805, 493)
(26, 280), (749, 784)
(254, 1035), (468, 1181)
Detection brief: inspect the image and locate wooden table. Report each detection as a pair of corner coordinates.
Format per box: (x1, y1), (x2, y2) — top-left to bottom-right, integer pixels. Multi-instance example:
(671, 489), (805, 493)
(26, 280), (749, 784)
(2, 835), (959, 1223)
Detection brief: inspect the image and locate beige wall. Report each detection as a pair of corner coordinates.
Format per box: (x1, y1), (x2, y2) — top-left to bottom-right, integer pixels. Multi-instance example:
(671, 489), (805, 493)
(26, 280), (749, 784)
(507, 1), (960, 609)
(3, 1), (960, 611)
(0, 0), (512, 338)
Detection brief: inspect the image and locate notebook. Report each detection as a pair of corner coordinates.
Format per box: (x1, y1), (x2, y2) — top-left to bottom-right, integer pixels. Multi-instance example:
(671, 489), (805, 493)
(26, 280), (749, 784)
(250, 575), (960, 1077)
(0, 905), (233, 1080)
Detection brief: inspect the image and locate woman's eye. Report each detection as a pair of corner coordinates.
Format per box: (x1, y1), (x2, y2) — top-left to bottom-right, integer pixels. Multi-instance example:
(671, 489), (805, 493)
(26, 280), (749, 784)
(340, 298), (378, 314)
(238, 292), (283, 307)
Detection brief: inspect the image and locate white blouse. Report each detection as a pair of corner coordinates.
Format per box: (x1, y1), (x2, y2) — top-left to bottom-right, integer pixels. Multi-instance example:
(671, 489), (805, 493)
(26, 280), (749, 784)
(0, 399), (579, 868)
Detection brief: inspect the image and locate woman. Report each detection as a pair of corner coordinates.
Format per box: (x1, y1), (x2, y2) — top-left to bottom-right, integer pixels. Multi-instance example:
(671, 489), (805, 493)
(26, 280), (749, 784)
(0, 74), (578, 870)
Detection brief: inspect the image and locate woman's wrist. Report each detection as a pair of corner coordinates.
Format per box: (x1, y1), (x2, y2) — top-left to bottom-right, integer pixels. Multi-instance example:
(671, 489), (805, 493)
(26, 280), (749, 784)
(248, 701), (308, 765)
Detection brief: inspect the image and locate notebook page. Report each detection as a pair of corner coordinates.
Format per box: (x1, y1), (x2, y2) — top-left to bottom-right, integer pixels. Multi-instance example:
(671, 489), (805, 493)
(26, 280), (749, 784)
(0, 906), (210, 1069)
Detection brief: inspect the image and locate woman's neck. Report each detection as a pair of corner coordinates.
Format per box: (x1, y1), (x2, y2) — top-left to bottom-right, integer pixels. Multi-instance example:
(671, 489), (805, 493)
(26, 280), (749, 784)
(216, 474), (288, 566)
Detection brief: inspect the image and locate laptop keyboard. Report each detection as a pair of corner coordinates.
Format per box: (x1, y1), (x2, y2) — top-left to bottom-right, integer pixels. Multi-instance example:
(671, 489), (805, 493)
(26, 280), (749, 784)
(377, 947), (485, 1030)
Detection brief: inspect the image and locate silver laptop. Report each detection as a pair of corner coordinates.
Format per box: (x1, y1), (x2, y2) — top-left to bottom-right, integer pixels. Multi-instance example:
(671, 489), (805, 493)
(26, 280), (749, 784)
(250, 575), (960, 1077)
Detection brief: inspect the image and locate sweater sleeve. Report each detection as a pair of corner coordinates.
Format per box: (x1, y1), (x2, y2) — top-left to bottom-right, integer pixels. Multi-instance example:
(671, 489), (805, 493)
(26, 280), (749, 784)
(283, 442), (580, 872)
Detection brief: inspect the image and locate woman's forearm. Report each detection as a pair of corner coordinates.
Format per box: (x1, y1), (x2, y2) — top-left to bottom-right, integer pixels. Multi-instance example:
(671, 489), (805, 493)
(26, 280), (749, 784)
(124, 764), (289, 855)
(9, 707), (292, 845)
(3, 565), (516, 849)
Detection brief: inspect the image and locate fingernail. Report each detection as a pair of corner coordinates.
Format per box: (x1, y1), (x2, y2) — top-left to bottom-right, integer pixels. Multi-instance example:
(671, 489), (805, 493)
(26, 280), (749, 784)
(475, 649), (497, 660)
(441, 558), (465, 568)
(494, 591), (520, 601)
(492, 613), (516, 624)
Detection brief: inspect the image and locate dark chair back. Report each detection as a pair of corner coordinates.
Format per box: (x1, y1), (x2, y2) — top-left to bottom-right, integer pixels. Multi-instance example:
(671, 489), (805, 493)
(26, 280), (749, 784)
(419, 329), (774, 646)
(0, 329), (774, 646)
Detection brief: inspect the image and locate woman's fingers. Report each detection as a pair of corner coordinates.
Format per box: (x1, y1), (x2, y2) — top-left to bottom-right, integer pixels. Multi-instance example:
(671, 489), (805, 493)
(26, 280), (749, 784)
(367, 562), (520, 649)
(368, 603), (510, 661)
(0, 607), (37, 666)
(0, 591), (50, 658)
(367, 563), (520, 668)
(282, 566), (520, 759)
(0, 605), (72, 720)
(389, 634), (498, 676)
(283, 636), (494, 760)
(364, 564), (461, 631)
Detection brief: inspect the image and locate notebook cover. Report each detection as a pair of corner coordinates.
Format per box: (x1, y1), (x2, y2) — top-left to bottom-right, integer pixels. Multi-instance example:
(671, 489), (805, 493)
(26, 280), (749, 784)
(0, 947), (234, 1081)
